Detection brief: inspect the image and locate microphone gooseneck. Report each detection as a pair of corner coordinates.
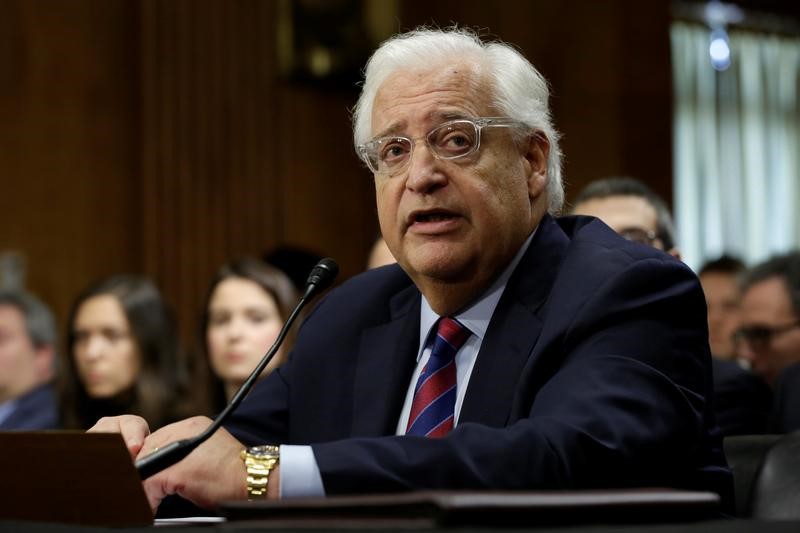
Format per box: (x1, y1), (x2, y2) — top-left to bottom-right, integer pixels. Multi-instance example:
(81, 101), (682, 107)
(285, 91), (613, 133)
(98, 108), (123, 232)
(135, 258), (339, 480)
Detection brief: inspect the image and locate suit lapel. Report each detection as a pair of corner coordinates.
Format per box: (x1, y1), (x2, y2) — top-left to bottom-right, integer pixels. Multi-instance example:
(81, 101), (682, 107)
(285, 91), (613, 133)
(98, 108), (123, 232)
(460, 215), (571, 426)
(350, 285), (421, 437)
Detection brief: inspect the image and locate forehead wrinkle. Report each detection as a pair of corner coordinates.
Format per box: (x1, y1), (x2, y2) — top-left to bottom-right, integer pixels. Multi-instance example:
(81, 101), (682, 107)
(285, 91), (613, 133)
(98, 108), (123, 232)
(371, 63), (492, 139)
(372, 110), (480, 140)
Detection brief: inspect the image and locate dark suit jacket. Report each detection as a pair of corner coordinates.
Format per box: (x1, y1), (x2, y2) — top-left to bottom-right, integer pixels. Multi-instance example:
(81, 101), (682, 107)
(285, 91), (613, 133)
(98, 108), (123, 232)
(712, 358), (772, 436)
(0, 383), (59, 430)
(226, 214), (732, 506)
(770, 362), (800, 433)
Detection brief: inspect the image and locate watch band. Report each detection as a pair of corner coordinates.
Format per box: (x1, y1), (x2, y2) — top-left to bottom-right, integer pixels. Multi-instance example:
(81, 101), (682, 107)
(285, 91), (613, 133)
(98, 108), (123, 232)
(241, 445), (280, 499)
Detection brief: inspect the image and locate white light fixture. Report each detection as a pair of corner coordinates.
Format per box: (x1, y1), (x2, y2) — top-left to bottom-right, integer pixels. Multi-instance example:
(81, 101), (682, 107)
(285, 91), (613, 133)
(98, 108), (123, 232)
(703, 0), (743, 71)
(709, 28), (731, 70)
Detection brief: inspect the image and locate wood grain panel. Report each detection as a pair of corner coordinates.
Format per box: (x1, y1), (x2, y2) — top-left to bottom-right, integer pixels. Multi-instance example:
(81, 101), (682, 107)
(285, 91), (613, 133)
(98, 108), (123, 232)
(0, 0), (140, 335)
(140, 0), (286, 343)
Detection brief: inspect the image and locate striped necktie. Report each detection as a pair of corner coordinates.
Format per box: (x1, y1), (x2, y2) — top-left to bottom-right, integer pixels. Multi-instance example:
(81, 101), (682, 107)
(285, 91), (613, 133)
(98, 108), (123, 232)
(406, 317), (471, 437)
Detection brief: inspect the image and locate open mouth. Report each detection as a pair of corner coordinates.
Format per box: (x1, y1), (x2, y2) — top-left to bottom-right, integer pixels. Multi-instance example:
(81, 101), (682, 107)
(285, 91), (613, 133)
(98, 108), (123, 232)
(413, 211), (456, 223)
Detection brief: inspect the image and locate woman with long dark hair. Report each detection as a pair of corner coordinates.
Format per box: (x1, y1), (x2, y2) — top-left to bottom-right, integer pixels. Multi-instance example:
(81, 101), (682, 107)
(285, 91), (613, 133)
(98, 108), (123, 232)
(195, 258), (299, 415)
(59, 275), (191, 429)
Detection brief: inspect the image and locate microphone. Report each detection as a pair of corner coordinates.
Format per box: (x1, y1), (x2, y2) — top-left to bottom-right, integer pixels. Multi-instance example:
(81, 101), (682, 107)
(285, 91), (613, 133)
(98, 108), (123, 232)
(135, 258), (339, 480)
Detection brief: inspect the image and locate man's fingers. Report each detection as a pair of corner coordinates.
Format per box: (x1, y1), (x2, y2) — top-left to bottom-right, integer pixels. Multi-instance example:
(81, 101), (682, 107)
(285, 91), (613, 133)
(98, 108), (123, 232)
(143, 475), (168, 514)
(87, 415), (150, 459)
(118, 416), (150, 456)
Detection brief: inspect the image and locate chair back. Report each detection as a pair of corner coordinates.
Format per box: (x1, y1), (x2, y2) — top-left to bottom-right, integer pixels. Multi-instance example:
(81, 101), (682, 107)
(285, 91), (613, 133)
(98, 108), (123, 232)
(723, 433), (781, 517)
(749, 431), (800, 519)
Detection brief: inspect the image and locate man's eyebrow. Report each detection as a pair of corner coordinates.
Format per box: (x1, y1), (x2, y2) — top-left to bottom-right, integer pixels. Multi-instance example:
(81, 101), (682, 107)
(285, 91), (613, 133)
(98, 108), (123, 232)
(372, 121), (407, 140)
(433, 111), (473, 121)
(371, 112), (475, 140)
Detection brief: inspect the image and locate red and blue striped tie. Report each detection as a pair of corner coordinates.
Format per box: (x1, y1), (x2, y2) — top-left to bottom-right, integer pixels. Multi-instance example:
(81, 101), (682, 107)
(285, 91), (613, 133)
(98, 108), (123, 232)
(406, 317), (471, 438)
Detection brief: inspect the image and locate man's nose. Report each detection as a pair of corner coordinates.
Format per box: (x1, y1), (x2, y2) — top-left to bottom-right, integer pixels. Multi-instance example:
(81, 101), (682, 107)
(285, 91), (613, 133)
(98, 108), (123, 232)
(405, 142), (447, 193)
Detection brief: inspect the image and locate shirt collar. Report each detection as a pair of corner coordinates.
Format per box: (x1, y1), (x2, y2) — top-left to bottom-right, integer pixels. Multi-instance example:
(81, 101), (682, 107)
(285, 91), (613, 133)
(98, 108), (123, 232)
(418, 229), (536, 358)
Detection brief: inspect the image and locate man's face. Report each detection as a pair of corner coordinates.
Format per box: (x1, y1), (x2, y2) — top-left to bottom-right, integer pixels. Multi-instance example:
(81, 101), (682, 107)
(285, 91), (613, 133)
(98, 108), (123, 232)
(572, 195), (664, 250)
(738, 276), (800, 384)
(699, 271), (741, 359)
(0, 304), (44, 403)
(370, 63), (547, 309)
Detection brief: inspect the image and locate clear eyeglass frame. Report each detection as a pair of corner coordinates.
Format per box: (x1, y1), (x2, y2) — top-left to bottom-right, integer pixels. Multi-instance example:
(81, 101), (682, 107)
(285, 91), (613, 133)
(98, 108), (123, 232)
(357, 117), (528, 176)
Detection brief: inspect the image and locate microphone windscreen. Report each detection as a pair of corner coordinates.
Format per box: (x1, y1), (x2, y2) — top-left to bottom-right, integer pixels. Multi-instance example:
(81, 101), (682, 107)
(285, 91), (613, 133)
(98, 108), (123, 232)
(304, 258), (339, 294)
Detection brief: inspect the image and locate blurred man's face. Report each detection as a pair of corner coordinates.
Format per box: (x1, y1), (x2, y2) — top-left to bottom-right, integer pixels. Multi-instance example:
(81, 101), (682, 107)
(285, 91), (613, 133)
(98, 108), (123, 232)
(572, 195), (664, 250)
(0, 304), (43, 403)
(737, 276), (800, 384)
(699, 271), (741, 359)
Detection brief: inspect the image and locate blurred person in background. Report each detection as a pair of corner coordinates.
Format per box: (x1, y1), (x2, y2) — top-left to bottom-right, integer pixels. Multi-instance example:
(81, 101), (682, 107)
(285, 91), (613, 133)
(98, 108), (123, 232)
(737, 252), (800, 433)
(571, 177), (771, 435)
(737, 252), (800, 386)
(697, 255), (746, 361)
(59, 274), (192, 429)
(571, 177), (680, 259)
(195, 259), (299, 415)
(0, 290), (59, 430)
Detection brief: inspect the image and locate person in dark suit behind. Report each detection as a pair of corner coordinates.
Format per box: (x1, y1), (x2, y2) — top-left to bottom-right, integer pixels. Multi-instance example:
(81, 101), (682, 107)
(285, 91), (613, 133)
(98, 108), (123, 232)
(0, 289), (59, 430)
(737, 252), (800, 432)
(571, 177), (772, 436)
(91, 27), (732, 513)
(697, 255), (747, 362)
(771, 361), (800, 433)
(737, 252), (800, 386)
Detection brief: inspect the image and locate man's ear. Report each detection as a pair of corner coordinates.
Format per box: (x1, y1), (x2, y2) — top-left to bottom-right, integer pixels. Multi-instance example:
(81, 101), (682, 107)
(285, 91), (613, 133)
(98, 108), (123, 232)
(523, 132), (549, 201)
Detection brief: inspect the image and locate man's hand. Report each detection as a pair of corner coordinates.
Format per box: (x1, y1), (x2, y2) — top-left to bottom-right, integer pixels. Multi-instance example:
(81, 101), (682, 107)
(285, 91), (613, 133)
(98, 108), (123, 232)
(88, 414), (151, 459)
(92, 415), (250, 512)
(136, 416), (248, 511)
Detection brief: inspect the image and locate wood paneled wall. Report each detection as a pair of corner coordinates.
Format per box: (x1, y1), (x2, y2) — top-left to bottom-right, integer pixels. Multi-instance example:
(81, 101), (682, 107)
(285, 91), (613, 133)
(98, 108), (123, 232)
(1, 0), (672, 348)
(140, 0), (285, 342)
(138, 0), (376, 342)
(0, 0), (141, 337)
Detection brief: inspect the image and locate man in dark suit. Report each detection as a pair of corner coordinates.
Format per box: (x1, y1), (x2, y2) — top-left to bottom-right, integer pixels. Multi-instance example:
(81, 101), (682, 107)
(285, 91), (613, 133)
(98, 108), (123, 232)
(0, 290), (59, 430)
(737, 252), (800, 432)
(738, 252), (800, 386)
(91, 27), (731, 512)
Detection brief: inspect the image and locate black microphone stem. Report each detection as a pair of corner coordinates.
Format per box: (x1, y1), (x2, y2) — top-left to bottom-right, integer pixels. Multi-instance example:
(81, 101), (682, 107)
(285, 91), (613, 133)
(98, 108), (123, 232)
(135, 258), (338, 480)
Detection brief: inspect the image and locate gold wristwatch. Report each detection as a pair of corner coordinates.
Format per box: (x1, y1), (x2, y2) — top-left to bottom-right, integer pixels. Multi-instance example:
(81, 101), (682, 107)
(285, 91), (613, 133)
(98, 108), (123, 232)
(241, 445), (280, 499)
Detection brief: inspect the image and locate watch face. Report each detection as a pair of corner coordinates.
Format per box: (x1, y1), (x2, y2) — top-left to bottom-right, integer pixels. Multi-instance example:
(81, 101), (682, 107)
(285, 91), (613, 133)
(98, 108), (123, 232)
(248, 445), (279, 458)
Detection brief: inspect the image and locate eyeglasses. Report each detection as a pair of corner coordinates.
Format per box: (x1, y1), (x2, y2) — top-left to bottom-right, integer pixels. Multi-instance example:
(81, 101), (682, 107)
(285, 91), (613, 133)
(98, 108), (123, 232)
(734, 320), (800, 351)
(618, 227), (659, 247)
(357, 117), (528, 176)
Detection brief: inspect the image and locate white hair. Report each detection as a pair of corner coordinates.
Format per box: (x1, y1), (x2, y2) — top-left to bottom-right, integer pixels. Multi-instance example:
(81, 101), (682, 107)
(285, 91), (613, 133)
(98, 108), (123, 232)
(352, 27), (564, 214)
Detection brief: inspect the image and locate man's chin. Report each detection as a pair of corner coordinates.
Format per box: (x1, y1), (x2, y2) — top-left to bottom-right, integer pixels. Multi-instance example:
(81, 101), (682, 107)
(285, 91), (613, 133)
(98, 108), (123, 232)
(402, 254), (473, 284)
